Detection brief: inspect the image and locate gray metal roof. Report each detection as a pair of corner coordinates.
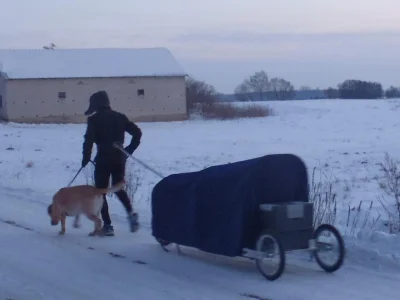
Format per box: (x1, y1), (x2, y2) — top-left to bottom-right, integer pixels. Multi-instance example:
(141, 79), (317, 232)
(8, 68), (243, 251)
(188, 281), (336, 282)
(0, 47), (187, 79)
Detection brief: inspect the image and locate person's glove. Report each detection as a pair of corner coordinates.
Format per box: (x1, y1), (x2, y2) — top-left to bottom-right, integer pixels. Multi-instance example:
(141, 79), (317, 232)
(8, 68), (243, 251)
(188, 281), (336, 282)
(123, 146), (131, 156)
(124, 140), (140, 156)
(124, 146), (133, 156)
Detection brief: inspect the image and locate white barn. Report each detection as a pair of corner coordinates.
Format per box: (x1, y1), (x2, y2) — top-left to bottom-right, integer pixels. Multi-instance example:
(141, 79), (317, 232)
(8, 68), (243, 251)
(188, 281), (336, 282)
(0, 47), (188, 123)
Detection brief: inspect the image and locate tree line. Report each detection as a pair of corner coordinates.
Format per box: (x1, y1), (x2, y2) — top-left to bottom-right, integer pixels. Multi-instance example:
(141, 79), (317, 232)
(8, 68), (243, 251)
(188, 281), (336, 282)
(233, 71), (400, 101)
(185, 71), (400, 108)
(325, 80), (400, 99)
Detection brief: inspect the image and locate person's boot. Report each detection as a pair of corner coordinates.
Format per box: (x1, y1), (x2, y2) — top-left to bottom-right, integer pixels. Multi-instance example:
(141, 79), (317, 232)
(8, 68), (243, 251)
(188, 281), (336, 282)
(99, 224), (115, 236)
(128, 212), (140, 232)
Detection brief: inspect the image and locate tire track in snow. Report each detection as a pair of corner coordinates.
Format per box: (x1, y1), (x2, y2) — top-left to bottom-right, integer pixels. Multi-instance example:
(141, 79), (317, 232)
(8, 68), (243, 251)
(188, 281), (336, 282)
(0, 217), (149, 266)
(0, 218), (272, 300)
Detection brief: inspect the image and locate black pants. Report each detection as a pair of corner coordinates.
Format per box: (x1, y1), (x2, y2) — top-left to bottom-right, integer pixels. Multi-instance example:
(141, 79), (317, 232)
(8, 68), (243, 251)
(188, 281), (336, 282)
(94, 160), (133, 226)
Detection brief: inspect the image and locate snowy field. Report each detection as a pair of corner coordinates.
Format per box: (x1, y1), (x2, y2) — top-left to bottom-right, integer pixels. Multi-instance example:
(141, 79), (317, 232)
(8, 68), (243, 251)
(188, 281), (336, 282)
(1, 99), (400, 300)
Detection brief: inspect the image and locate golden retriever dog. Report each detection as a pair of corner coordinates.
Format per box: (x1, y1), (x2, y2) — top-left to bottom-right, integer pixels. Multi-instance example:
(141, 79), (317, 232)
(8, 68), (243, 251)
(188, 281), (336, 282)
(47, 181), (125, 236)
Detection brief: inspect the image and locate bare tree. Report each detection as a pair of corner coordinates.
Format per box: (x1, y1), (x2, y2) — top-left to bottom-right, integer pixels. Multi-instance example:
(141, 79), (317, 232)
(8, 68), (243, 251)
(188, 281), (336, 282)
(185, 76), (218, 113)
(385, 86), (400, 98)
(234, 71), (269, 101)
(234, 81), (254, 101)
(269, 77), (296, 100)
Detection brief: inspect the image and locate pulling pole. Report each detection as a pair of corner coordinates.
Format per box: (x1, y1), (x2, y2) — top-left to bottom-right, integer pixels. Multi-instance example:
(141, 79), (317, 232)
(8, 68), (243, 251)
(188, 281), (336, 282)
(113, 143), (165, 179)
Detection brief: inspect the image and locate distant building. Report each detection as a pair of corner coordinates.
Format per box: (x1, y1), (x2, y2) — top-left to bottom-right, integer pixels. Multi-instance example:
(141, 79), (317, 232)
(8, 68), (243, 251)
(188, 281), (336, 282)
(0, 47), (187, 123)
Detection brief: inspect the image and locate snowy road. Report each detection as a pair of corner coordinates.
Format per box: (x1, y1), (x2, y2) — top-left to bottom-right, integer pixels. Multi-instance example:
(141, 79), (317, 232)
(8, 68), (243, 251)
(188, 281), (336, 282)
(0, 187), (399, 300)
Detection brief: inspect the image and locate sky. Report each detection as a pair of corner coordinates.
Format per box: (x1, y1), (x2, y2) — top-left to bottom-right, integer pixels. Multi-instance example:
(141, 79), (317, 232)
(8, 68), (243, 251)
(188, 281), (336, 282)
(1, 0), (400, 93)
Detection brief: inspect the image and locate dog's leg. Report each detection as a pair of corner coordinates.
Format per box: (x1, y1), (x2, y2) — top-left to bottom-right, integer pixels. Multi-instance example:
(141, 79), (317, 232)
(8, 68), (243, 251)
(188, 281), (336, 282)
(87, 214), (102, 236)
(73, 214), (81, 229)
(59, 215), (66, 235)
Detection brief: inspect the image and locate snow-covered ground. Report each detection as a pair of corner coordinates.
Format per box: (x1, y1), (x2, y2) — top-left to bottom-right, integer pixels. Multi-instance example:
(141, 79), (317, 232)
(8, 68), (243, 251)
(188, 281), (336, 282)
(1, 99), (400, 299)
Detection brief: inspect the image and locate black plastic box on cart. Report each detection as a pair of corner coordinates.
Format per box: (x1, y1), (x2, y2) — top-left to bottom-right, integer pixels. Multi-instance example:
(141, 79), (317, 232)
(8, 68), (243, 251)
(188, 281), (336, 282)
(259, 202), (314, 250)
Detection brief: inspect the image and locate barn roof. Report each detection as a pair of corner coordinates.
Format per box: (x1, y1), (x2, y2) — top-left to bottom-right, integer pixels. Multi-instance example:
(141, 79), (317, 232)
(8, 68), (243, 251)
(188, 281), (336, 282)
(0, 47), (187, 79)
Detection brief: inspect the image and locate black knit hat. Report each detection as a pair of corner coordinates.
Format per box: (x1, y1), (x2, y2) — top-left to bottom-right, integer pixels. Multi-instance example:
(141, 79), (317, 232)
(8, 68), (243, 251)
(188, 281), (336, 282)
(84, 90), (111, 115)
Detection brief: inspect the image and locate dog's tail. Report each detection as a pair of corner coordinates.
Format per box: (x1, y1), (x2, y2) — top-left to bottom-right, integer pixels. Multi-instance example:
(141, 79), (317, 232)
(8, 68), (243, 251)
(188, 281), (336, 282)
(99, 181), (126, 195)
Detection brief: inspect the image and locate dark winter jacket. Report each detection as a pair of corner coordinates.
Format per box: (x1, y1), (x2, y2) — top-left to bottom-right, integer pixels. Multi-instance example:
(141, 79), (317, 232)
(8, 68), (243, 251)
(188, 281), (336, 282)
(82, 106), (142, 166)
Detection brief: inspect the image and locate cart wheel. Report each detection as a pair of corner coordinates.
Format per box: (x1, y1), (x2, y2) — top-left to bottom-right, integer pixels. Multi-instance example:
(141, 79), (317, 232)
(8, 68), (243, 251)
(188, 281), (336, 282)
(255, 230), (285, 281)
(313, 224), (345, 273)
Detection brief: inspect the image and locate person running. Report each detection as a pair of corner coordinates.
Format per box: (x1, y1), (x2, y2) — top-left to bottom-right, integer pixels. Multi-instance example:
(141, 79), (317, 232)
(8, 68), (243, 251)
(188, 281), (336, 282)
(81, 90), (142, 236)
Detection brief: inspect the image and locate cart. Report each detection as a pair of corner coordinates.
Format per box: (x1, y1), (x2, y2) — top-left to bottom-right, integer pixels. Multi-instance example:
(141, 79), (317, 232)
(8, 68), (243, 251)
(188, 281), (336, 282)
(151, 154), (345, 281)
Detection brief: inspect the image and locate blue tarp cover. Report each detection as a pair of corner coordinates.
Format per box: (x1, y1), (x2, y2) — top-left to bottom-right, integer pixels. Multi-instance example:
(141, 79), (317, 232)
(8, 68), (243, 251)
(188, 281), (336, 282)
(151, 154), (309, 257)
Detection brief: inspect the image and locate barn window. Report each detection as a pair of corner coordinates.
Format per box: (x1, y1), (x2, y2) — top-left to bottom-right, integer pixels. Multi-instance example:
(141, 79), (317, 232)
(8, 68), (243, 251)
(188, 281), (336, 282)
(58, 92), (66, 99)
(137, 89), (144, 96)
